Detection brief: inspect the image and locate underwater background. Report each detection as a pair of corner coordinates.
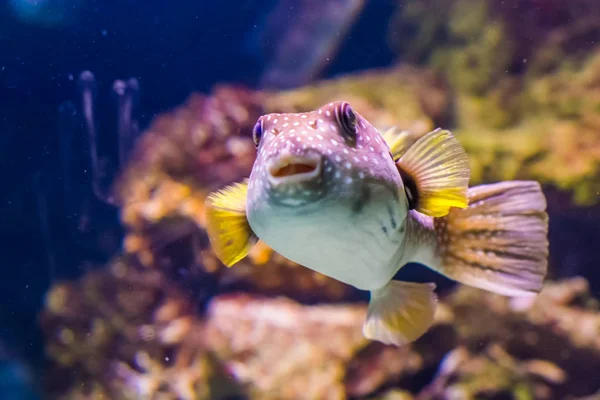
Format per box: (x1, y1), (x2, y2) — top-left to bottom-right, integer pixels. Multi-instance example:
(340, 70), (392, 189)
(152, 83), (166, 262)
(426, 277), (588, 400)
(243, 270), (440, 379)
(2, 0), (600, 398)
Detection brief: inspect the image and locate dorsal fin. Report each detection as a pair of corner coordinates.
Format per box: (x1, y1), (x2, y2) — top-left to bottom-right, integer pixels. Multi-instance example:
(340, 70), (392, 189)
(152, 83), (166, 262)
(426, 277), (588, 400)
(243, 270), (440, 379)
(381, 126), (422, 161)
(396, 129), (470, 217)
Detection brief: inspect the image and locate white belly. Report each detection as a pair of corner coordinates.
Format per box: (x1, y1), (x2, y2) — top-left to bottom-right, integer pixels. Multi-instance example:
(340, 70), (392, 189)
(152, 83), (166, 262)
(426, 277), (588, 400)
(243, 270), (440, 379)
(251, 188), (407, 291)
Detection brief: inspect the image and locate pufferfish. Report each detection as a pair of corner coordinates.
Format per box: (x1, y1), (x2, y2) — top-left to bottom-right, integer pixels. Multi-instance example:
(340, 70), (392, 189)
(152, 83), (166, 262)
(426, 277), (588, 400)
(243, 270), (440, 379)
(204, 101), (549, 346)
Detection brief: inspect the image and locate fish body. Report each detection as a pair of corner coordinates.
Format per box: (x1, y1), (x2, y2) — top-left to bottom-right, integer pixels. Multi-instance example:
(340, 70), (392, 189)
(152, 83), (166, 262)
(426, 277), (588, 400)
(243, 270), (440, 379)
(205, 101), (549, 346)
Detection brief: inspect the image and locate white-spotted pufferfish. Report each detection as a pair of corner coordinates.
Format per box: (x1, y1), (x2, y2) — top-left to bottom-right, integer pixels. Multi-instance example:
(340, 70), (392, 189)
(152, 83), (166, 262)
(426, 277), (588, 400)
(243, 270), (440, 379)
(204, 101), (549, 346)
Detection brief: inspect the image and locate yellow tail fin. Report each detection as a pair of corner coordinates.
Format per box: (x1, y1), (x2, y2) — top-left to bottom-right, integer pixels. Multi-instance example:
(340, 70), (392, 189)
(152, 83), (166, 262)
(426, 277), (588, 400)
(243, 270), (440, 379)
(434, 181), (549, 297)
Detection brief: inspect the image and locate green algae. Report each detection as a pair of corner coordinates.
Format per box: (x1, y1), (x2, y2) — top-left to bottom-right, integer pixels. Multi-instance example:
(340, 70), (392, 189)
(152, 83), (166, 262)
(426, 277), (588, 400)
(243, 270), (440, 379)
(382, 0), (600, 205)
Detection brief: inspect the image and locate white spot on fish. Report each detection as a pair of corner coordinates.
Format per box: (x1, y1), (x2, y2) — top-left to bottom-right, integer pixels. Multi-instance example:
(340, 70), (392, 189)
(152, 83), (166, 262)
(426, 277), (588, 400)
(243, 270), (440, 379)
(282, 123), (289, 128)
(325, 110), (331, 117)
(334, 171), (341, 179)
(345, 162), (352, 169)
(344, 177), (352, 184)
(317, 134), (324, 140)
(335, 155), (342, 162)
(359, 172), (365, 179)
(330, 139), (338, 146)
(273, 118), (278, 124)
(301, 114), (308, 119)
(293, 122), (300, 127)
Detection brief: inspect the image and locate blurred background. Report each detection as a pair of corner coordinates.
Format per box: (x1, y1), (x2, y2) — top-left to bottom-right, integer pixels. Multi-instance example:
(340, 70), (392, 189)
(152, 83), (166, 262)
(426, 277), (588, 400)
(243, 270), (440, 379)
(1, 0), (600, 398)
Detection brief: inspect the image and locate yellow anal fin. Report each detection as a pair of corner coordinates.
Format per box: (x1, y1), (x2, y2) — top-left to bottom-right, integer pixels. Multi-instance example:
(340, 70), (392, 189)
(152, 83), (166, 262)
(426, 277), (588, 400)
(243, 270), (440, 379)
(204, 180), (258, 267)
(363, 281), (437, 346)
(397, 128), (470, 217)
(434, 180), (549, 297)
(381, 126), (423, 161)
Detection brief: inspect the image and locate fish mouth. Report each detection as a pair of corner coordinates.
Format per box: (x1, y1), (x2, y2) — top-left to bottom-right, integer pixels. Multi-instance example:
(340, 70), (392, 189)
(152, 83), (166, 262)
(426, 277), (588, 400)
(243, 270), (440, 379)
(267, 153), (322, 184)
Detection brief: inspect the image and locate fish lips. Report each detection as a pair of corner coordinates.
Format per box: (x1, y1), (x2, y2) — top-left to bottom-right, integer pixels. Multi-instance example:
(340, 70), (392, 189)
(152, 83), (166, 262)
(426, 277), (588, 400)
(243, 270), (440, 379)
(265, 152), (326, 206)
(266, 152), (323, 186)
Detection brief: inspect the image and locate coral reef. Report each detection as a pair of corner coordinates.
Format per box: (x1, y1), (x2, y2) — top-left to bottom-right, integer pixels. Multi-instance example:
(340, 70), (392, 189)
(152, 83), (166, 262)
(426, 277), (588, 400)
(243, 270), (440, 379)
(389, 0), (600, 95)
(389, 0), (600, 205)
(40, 256), (240, 400)
(113, 66), (450, 304)
(42, 265), (600, 398)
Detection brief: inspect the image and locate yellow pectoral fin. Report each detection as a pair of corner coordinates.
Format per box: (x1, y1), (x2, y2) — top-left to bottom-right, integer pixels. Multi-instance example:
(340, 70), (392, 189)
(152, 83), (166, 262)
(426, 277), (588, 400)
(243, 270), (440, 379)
(204, 180), (258, 267)
(363, 281), (437, 346)
(396, 128), (470, 217)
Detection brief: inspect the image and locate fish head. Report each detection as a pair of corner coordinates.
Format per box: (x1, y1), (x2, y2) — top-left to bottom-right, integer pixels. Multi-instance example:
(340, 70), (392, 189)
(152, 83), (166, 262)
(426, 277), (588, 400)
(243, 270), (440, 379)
(247, 101), (404, 208)
(246, 101), (408, 262)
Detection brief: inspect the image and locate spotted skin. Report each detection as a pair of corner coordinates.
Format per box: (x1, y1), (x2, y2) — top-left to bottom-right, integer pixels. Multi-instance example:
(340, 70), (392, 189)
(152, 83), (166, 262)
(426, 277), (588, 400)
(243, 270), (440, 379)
(246, 101), (415, 291)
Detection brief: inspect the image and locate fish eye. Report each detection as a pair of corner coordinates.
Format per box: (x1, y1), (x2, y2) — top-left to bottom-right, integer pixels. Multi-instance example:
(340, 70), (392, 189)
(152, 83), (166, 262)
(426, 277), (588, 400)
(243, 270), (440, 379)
(336, 102), (357, 143)
(252, 119), (263, 147)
